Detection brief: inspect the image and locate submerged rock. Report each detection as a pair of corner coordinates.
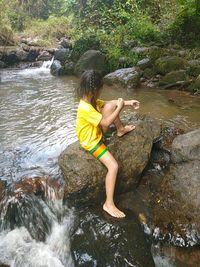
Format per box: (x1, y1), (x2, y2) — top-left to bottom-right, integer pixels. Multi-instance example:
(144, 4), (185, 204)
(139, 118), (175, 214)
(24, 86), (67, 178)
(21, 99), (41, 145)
(103, 67), (141, 90)
(71, 207), (155, 267)
(74, 50), (106, 76)
(59, 113), (160, 205)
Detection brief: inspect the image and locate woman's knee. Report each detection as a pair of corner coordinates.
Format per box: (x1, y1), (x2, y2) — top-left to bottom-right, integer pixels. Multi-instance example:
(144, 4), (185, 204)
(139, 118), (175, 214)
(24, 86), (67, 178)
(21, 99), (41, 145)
(102, 101), (116, 114)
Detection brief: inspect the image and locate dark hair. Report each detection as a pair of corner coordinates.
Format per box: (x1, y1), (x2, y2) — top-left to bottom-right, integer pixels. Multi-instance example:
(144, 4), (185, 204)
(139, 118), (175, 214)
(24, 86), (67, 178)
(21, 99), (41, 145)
(77, 69), (103, 98)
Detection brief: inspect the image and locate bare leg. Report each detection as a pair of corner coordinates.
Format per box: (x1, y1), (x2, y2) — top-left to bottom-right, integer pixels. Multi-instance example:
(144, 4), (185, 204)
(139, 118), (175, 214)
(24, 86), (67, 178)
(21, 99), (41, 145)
(102, 101), (135, 136)
(99, 150), (125, 218)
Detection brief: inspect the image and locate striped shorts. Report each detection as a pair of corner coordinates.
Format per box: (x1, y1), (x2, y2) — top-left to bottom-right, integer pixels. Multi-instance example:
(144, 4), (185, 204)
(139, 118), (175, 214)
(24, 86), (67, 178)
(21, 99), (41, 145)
(89, 140), (108, 159)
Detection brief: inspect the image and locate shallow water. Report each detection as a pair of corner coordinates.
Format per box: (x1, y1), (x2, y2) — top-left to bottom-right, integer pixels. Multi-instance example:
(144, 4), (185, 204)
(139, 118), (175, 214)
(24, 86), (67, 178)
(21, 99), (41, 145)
(0, 64), (200, 267)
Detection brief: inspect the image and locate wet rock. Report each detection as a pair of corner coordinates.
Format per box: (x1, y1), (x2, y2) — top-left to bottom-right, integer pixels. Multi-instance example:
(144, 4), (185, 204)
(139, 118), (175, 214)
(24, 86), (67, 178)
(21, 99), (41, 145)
(152, 160), (200, 240)
(152, 128), (200, 243)
(159, 70), (189, 86)
(0, 190), (52, 241)
(36, 51), (52, 61)
(171, 128), (200, 163)
(137, 58), (152, 70)
(103, 67), (140, 90)
(54, 48), (71, 64)
(14, 176), (62, 200)
(2, 52), (19, 65)
(59, 113), (160, 205)
(160, 127), (185, 151)
(26, 47), (40, 62)
(150, 148), (171, 168)
(71, 207), (155, 267)
(155, 56), (187, 75)
(50, 59), (62, 76)
(74, 50), (106, 76)
(0, 263), (10, 267)
(15, 49), (29, 62)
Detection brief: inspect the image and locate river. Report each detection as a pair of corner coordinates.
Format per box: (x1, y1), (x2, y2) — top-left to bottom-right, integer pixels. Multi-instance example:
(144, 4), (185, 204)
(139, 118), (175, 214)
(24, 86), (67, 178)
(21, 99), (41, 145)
(0, 63), (200, 267)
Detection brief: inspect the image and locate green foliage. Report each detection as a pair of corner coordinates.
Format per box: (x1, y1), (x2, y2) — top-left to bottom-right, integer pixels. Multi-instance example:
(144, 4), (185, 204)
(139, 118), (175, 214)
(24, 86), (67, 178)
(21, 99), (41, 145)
(24, 16), (73, 46)
(168, 1), (200, 45)
(71, 34), (101, 61)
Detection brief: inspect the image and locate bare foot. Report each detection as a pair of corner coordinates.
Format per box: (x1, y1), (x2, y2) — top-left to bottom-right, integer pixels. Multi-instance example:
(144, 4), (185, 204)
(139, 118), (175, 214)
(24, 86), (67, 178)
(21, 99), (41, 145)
(117, 125), (136, 137)
(103, 203), (126, 218)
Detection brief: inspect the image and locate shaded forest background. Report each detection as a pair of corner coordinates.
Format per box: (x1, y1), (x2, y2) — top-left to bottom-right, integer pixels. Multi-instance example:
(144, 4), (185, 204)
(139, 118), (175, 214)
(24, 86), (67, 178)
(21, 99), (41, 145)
(1, 0), (200, 68)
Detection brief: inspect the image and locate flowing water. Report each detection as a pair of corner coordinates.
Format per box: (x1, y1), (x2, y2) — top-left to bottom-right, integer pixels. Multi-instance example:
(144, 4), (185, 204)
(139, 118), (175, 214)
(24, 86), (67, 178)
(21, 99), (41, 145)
(0, 63), (200, 267)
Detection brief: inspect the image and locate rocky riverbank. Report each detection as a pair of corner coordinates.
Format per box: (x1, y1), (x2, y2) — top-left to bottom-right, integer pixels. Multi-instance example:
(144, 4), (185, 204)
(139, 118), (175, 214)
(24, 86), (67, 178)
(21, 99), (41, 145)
(1, 36), (200, 94)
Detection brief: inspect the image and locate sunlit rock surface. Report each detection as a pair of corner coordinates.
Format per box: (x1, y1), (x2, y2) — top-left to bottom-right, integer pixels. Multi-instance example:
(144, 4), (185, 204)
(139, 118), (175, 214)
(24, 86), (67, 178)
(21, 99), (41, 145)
(59, 113), (160, 205)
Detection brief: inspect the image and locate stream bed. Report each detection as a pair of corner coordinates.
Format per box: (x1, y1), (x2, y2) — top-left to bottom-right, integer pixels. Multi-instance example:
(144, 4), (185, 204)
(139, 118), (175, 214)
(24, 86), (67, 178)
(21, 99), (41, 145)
(0, 64), (200, 267)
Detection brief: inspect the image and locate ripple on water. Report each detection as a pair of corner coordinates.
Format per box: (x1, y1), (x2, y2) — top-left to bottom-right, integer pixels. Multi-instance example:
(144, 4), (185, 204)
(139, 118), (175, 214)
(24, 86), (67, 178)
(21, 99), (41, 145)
(0, 68), (78, 182)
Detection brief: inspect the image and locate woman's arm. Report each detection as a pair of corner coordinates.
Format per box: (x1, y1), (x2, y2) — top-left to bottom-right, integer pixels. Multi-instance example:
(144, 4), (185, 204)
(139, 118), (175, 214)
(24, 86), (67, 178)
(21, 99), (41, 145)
(124, 100), (140, 109)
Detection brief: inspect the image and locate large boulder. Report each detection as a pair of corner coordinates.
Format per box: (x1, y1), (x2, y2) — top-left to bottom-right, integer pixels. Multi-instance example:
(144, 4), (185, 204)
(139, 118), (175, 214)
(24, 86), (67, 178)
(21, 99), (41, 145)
(50, 60), (62, 76)
(171, 128), (200, 163)
(74, 50), (106, 76)
(103, 67), (140, 90)
(155, 56), (187, 75)
(71, 207), (155, 267)
(152, 128), (200, 242)
(58, 113), (160, 205)
(54, 48), (71, 64)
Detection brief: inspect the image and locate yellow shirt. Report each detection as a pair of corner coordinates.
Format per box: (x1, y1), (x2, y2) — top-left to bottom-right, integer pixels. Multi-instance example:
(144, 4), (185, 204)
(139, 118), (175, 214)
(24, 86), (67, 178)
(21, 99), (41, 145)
(76, 99), (105, 151)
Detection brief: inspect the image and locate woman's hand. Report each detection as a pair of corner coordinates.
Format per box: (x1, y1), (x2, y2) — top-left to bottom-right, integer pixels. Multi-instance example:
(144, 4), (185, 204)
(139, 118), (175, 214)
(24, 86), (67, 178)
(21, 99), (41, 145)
(126, 100), (140, 109)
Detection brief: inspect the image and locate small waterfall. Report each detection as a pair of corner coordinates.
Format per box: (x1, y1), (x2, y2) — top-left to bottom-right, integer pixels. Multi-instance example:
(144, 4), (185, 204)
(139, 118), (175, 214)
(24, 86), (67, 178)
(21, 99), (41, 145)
(0, 178), (74, 267)
(41, 57), (54, 69)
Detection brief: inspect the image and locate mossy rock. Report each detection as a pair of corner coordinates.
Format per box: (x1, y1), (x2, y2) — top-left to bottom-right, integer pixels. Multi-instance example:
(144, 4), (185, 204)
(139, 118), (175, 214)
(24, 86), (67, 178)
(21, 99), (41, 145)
(159, 70), (188, 86)
(155, 56), (187, 75)
(148, 46), (164, 61)
(143, 68), (155, 79)
(74, 50), (106, 76)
